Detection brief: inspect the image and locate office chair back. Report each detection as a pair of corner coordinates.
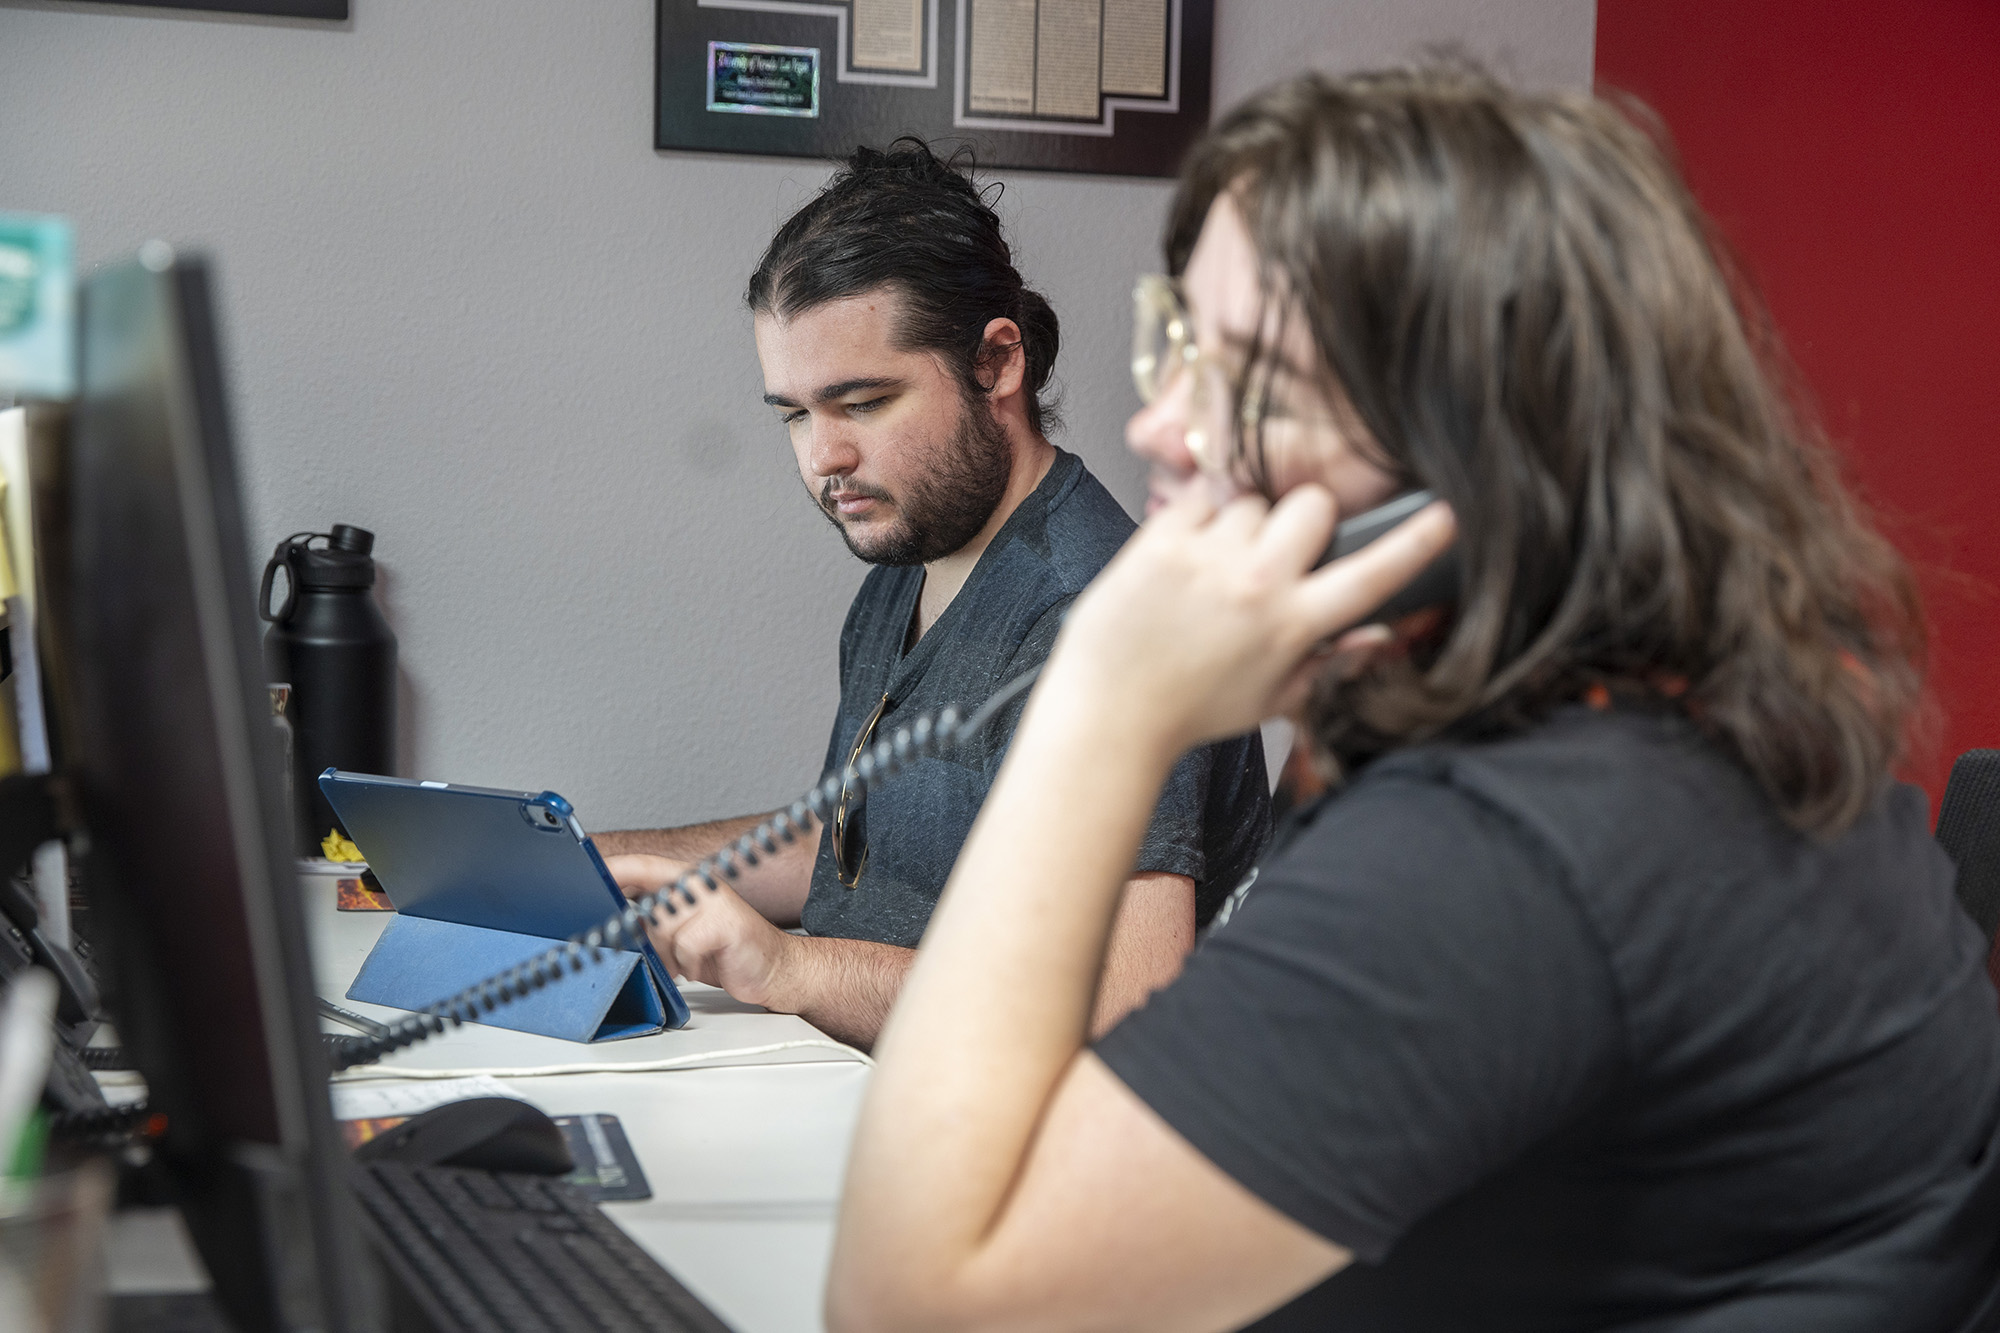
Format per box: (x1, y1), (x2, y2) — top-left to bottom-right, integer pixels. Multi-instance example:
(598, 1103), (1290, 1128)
(1934, 750), (2000, 990)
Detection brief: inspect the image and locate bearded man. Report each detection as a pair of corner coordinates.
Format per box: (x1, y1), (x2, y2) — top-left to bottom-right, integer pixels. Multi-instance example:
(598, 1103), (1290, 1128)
(596, 141), (1270, 1048)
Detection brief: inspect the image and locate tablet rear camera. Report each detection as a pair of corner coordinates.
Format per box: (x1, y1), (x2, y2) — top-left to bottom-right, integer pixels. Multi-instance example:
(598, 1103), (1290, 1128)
(521, 802), (565, 832)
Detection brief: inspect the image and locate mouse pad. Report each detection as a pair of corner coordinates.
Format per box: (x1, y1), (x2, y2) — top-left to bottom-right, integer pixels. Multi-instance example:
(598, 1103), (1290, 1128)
(337, 1111), (652, 1202)
(551, 1113), (652, 1202)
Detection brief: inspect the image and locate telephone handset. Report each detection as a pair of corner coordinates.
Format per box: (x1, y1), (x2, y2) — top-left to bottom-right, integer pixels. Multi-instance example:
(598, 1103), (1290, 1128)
(0, 880), (109, 1118)
(316, 495), (1457, 1072)
(0, 774), (100, 1038)
(0, 781), (108, 1117)
(1317, 489), (1459, 624)
(0, 876), (97, 1032)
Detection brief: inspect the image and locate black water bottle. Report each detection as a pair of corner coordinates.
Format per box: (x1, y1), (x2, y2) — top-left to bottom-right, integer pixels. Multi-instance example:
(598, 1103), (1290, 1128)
(259, 524), (397, 856)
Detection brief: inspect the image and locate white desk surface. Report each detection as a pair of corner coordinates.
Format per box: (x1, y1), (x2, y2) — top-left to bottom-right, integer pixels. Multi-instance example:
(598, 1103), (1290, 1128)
(303, 871), (871, 1333)
(309, 876), (867, 1075)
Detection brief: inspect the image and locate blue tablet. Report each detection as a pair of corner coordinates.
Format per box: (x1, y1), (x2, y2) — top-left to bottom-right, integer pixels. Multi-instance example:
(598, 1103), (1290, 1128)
(320, 771), (690, 1040)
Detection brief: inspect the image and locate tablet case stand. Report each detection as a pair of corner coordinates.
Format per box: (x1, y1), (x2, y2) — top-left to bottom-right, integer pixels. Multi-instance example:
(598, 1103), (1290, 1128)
(322, 773), (687, 1044)
(349, 915), (666, 1043)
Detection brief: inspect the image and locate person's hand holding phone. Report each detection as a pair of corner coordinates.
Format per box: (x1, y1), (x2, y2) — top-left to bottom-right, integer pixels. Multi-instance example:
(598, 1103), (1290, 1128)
(1040, 484), (1455, 762)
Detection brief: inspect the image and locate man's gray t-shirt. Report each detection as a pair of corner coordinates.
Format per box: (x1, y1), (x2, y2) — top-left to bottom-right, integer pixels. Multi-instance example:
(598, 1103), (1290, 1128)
(800, 448), (1271, 947)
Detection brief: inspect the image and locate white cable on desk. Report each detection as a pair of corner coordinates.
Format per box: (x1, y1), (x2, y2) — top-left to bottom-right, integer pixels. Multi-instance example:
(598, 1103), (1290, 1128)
(326, 1037), (872, 1082)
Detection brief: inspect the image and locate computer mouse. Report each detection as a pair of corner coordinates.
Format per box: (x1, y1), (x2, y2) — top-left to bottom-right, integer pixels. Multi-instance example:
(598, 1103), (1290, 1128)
(352, 1096), (575, 1176)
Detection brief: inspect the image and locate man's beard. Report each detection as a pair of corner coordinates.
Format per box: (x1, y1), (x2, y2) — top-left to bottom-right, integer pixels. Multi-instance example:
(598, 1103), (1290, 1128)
(813, 394), (1014, 566)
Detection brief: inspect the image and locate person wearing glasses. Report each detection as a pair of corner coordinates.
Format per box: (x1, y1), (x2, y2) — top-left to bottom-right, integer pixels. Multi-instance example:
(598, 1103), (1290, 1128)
(596, 141), (1271, 1049)
(820, 70), (2000, 1331)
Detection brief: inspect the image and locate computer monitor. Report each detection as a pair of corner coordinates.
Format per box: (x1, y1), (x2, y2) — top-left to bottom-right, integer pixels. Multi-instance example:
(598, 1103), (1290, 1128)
(66, 247), (377, 1331)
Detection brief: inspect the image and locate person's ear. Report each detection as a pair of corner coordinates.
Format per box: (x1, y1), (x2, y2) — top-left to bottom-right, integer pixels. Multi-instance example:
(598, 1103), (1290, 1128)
(975, 317), (1027, 403)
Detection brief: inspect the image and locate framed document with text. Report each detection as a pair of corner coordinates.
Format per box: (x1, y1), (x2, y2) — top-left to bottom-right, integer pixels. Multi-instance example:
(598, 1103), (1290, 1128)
(84, 0), (347, 16)
(656, 0), (1213, 177)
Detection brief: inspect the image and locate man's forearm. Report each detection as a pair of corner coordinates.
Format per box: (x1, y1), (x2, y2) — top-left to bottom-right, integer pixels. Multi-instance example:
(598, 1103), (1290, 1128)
(597, 811), (820, 926)
(593, 813), (773, 860)
(766, 936), (917, 1050)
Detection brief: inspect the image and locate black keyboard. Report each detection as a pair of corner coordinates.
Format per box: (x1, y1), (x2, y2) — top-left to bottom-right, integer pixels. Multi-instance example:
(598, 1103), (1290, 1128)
(351, 1160), (733, 1333)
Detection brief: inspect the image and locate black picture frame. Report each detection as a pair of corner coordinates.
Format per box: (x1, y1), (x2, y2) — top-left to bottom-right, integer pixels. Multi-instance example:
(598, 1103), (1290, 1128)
(656, 0), (1213, 177)
(95, 0), (349, 18)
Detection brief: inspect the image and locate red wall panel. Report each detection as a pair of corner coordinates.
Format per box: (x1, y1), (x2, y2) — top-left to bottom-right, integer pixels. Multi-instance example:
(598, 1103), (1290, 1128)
(1596, 0), (2000, 802)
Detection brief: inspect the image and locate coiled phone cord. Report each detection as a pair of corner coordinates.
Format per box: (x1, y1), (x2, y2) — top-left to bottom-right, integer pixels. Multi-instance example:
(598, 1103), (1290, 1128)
(46, 1098), (157, 1144)
(325, 666), (1044, 1073)
(43, 668), (1043, 1144)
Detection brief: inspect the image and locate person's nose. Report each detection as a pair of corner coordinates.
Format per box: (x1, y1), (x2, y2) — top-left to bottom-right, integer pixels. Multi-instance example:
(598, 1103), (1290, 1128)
(1125, 374), (1199, 478)
(808, 417), (862, 481)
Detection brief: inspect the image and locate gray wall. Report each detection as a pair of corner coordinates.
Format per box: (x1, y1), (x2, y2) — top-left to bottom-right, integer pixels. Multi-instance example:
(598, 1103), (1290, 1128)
(0, 0), (1592, 831)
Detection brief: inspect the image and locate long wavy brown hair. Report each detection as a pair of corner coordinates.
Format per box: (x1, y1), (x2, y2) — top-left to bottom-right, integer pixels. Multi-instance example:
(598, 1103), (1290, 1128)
(1168, 68), (1925, 835)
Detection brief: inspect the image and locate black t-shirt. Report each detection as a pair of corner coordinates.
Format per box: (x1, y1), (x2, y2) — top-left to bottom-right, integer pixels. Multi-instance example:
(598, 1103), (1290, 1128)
(1095, 705), (2000, 1331)
(801, 448), (1270, 947)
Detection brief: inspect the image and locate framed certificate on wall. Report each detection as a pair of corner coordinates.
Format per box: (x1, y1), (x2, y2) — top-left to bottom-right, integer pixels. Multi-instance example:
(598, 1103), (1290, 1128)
(656, 0), (1214, 177)
(92, 0), (348, 16)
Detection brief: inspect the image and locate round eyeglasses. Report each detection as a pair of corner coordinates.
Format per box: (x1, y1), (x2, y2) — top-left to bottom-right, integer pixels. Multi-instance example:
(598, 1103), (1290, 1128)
(1131, 274), (1265, 479)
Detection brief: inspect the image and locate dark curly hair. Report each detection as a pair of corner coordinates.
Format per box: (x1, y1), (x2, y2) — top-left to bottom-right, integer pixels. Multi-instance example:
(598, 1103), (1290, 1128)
(1168, 68), (1926, 836)
(747, 138), (1062, 435)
